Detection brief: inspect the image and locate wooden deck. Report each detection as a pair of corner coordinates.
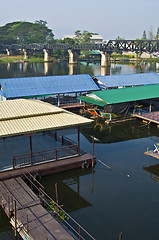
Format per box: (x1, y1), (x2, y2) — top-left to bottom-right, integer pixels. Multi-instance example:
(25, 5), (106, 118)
(132, 111), (159, 125)
(0, 153), (95, 181)
(0, 177), (75, 240)
(144, 150), (159, 160)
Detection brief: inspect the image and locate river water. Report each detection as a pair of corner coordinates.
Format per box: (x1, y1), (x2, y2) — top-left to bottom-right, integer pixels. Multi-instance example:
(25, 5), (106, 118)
(1, 61), (159, 240)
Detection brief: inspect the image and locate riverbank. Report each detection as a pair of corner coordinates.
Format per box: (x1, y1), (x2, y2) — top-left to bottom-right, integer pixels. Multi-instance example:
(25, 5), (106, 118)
(0, 54), (159, 64)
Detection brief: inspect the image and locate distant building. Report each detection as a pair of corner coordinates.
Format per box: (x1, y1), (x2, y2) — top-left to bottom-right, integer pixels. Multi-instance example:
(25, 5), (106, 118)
(62, 33), (105, 44)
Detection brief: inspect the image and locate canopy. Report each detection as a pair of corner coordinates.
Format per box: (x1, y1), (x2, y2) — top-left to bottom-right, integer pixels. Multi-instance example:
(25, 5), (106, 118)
(78, 84), (159, 106)
(0, 99), (93, 138)
(95, 72), (159, 88)
(0, 74), (99, 99)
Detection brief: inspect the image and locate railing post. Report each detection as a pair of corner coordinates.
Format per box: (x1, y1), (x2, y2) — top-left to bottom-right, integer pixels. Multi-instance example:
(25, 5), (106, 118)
(12, 157), (15, 169)
(92, 135), (95, 168)
(14, 200), (17, 238)
(55, 150), (58, 161)
(79, 226), (81, 240)
(119, 232), (122, 240)
(78, 126), (80, 156)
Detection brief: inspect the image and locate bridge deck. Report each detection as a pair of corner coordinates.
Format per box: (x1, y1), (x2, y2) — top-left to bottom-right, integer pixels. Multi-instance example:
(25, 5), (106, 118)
(0, 177), (74, 240)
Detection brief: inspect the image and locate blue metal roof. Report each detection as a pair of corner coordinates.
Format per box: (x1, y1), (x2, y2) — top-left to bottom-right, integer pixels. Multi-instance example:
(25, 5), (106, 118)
(0, 74), (99, 99)
(96, 73), (159, 88)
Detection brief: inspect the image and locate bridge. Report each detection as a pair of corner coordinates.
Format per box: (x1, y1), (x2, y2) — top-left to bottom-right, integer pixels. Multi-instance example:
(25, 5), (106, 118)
(1, 40), (159, 68)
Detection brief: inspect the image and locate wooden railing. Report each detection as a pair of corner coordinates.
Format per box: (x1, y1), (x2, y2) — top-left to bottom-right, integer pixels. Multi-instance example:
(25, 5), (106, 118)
(23, 171), (96, 240)
(12, 144), (78, 169)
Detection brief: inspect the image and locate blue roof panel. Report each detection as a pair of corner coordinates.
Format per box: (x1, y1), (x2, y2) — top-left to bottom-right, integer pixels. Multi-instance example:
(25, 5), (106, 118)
(0, 74), (99, 98)
(96, 73), (159, 88)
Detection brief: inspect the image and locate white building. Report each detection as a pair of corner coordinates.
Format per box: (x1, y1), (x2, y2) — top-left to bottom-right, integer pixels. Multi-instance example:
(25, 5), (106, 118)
(62, 34), (105, 44)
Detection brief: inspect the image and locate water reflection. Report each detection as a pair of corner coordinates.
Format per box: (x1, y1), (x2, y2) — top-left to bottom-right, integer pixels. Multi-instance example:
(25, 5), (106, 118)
(0, 61), (158, 79)
(39, 169), (93, 212)
(81, 119), (159, 144)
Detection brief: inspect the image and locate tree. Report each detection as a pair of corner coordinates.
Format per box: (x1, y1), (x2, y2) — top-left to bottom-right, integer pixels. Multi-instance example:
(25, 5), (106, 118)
(0, 21), (54, 45)
(142, 30), (147, 40)
(35, 20), (47, 26)
(148, 26), (154, 40)
(155, 27), (159, 40)
(75, 30), (92, 44)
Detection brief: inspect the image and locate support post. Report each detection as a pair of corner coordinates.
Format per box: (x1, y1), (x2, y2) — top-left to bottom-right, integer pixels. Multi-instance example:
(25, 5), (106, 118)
(149, 100), (152, 113)
(14, 200), (17, 238)
(30, 136), (33, 165)
(57, 94), (60, 107)
(23, 49), (29, 59)
(92, 135), (95, 168)
(68, 49), (78, 64)
(78, 126), (80, 156)
(100, 51), (111, 67)
(43, 49), (52, 62)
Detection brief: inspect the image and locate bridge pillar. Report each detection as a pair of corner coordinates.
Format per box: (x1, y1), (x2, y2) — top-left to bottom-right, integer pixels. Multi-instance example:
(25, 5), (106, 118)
(101, 66), (110, 76)
(23, 49), (29, 59)
(68, 50), (78, 64)
(43, 49), (52, 62)
(6, 49), (12, 56)
(100, 51), (111, 67)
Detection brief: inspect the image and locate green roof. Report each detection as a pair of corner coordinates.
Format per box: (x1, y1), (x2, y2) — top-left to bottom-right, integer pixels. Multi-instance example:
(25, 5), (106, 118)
(78, 84), (159, 106)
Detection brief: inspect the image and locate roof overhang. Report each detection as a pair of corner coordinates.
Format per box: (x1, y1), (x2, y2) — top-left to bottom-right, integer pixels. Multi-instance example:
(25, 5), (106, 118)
(0, 99), (93, 138)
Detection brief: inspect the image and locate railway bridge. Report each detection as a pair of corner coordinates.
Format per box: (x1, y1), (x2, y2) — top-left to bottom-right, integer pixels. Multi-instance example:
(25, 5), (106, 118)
(1, 40), (159, 68)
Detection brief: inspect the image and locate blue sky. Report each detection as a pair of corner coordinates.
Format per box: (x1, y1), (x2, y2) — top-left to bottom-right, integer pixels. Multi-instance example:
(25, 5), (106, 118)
(1, 0), (159, 40)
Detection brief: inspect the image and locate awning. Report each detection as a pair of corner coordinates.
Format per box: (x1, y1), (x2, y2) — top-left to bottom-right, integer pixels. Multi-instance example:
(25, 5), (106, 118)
(78, 84), (159, 106)
(0, 99), (93, 138)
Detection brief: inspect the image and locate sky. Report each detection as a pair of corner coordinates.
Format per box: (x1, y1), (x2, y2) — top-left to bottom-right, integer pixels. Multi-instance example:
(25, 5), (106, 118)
(1, 0), (159, 41)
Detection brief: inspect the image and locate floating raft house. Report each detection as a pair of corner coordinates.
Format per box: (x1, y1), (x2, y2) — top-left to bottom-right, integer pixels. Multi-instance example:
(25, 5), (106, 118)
(78, 83), (159, 115)
(95, 72), (159, 89)
(0, 99), (95, 179)
(0, 74), (99, 100)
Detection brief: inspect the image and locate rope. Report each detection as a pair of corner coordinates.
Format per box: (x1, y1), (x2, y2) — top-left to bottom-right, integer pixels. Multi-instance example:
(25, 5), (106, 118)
(97, 159), (130, 178)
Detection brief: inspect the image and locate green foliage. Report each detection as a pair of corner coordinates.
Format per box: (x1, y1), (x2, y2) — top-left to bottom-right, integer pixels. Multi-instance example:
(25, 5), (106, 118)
(142, 30), (147, 40)
(75, 30), (92, 44)
(47, 201), (69, 222)
(0, 21), (54, 45)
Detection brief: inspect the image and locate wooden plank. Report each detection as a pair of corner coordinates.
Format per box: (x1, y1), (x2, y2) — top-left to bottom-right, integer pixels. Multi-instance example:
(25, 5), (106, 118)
(17, 205), (74, 240)
(144, 150), (159, 160)
(0, 177), (40, 210)
(0, 177), (75, 240)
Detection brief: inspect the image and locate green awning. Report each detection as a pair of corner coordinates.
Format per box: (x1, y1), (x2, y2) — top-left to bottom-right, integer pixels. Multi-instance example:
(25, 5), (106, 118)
(78, 84), (159, 106)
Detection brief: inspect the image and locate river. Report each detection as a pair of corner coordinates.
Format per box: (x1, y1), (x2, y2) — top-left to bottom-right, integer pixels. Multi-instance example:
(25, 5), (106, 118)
(1, 61), (159, 240)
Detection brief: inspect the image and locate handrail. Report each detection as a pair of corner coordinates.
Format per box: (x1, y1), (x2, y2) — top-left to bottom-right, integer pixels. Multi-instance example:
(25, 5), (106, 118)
(13, 144), (78, 169)
(22, 171), (95, 240)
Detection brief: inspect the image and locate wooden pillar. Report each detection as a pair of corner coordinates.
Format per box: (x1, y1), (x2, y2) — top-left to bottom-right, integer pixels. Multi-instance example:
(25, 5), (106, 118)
(78, 126), (80, 156)
(14, 200), (17, 238)
(57, 94), (60, 107)
(30, 136), (33, 165)
(149, 100), (152, 112)
(92, 135), (95, 167)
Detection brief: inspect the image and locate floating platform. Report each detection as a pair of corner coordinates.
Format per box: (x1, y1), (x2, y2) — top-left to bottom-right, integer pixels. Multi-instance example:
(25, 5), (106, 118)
(0, 153), (95, 181)
(132, 111), (159, 126)
(144, 150), (159, 160)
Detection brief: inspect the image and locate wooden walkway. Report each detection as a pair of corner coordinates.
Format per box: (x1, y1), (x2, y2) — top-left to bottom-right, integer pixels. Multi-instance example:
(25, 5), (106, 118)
(132, 111), (159, 125)
(0, 177), (75, 240)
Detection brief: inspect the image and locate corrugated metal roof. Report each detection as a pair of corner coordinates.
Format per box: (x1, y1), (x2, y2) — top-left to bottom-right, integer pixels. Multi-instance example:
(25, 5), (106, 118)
(78, 84), (159, 106)
(96, 73), (159, 88)
(0, 74), (99, 99)
(0, 99), (93, 138)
